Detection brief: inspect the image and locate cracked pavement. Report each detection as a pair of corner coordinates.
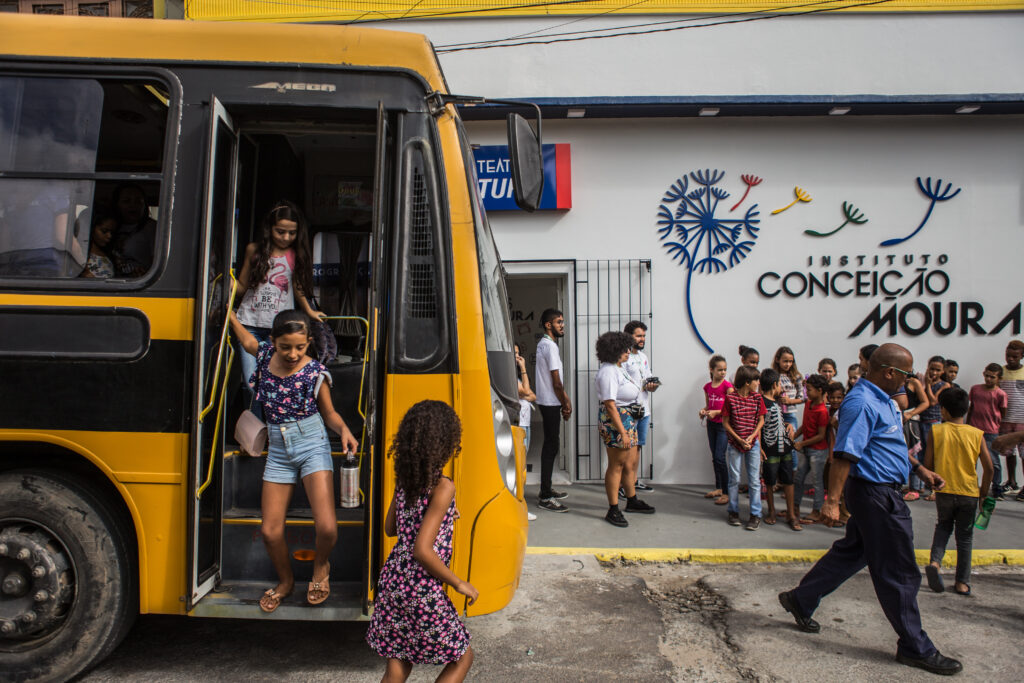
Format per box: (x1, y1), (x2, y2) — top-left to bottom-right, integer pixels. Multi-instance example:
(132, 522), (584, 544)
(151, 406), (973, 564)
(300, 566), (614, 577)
(84, 554), (1024, 681)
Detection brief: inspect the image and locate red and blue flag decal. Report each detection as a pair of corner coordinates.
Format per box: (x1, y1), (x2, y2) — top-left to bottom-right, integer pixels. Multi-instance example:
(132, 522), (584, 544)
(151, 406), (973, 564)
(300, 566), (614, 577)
(472, 144), (571, 211)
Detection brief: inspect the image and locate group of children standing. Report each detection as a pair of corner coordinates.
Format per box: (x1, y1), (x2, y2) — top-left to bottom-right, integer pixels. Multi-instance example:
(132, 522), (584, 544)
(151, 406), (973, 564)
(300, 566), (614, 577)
(700, 345), (860, 531)
(700, 340), (1018, 576)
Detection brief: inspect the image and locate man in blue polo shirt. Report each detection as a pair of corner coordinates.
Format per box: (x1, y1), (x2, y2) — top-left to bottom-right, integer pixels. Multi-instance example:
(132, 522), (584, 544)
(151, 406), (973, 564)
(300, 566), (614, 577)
(777, 343), (963, 676)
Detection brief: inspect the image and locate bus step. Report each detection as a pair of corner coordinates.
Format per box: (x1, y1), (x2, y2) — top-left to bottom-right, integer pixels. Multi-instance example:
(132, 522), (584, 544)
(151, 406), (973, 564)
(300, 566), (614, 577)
(223, 506), (364, 525)
(190, 580), (366, 621)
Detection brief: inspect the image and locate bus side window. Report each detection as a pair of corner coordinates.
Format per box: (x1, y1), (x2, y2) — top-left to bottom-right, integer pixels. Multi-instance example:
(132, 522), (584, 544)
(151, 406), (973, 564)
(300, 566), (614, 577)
(0, 75), (167, 281)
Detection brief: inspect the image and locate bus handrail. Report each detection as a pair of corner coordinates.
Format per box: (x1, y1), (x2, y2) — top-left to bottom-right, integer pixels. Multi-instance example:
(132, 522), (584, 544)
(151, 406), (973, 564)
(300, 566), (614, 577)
(197, 341), (235, 499)
(200, 270), (238, 422)
(321, 315), (370, 504)
(320, 315), (369, 421)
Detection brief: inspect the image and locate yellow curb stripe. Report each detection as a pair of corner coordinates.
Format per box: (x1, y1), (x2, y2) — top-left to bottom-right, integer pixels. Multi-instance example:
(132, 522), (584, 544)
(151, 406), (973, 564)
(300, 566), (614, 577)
(527, 546), (1024, 567)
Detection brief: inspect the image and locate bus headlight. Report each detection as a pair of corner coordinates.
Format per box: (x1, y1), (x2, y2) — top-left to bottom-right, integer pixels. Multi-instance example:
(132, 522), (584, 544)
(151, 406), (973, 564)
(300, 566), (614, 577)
(491, 389), (517, 495)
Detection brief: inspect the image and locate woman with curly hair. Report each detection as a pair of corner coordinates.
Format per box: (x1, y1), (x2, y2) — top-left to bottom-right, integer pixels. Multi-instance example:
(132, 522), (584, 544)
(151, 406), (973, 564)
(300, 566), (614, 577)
(366, 400), (477, 683)
(594, 331), (655, 527)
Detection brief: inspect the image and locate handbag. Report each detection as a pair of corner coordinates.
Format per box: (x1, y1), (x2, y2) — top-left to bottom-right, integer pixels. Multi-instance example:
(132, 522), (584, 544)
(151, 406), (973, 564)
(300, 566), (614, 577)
(234, 359), (267, 457)
(308, 296), (338, 365)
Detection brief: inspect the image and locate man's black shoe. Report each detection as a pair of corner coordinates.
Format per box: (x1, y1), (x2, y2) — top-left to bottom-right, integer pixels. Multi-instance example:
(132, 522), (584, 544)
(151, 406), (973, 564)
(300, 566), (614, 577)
(542, 489), (569, 500)
(727, 512), (741, 526)
(635, 481), (655, 492)
(777, 591), (820, 633)
(624, 498), (655, 514)
(537, 498), (569, 513)
(895, 651), (963, 676)
(605, 507), (628, 527)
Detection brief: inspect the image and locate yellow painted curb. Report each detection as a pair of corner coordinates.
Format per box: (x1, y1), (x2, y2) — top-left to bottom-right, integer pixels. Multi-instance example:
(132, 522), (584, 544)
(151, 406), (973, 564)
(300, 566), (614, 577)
(527, 546), (1024, 566)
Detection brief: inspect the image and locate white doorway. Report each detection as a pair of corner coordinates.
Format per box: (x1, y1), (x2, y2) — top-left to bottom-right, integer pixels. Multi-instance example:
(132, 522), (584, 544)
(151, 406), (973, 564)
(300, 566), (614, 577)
(505, 261), (575, 487)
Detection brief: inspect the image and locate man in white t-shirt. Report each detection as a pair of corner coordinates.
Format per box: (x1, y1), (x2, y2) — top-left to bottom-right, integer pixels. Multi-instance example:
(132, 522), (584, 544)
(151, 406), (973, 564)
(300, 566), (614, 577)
(623, 320), (660, 494)
(535, 308), (572, 512)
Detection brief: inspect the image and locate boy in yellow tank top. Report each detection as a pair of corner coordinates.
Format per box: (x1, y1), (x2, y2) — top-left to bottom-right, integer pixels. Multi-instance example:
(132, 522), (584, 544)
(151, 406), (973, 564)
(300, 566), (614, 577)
(923, 388), (993, 596)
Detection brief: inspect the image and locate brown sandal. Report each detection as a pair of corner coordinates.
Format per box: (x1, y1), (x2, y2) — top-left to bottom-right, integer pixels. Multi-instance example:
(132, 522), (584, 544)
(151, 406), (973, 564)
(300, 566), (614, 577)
(259, 587), (291, 613)
(788, 518), (803, 531)
(713, 494), (729, 505)
(307, 566), (331, 605)
(705, 489), (723, 498)
(764, 515), (777, 525)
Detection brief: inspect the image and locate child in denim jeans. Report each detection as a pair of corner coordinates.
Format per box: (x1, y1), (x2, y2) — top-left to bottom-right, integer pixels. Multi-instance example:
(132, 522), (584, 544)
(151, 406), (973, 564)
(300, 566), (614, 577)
(794, 374), (830, 524)
(924, 388), (993, 596)
(721, 365), (766, 530)
(967, 363), (1007, 498)
(229, 308), (359, 613)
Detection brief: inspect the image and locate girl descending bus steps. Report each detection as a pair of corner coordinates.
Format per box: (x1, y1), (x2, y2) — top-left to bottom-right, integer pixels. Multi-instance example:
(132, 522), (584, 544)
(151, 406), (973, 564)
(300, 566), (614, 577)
(366, 400), (477, 683)
(228, 309), (359, 613)
(235, 201), (325, 417)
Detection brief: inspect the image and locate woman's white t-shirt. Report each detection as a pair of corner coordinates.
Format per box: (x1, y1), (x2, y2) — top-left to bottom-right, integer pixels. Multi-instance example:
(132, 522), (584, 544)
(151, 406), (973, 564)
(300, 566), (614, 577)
(595, 362), (642, 407)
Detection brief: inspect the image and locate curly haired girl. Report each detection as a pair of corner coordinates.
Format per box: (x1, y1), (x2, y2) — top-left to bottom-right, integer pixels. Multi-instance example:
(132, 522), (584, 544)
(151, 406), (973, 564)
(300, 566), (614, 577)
(366, 400), (477, 683)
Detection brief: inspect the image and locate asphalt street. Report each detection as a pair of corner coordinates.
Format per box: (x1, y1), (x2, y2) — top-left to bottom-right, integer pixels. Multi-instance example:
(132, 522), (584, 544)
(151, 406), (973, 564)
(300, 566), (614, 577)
(84, 554), (1024, 682)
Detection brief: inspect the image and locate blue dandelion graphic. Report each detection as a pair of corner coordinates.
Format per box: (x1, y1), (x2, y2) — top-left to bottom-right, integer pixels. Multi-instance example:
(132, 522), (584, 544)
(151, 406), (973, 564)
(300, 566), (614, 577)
(656, 169), (761, 353)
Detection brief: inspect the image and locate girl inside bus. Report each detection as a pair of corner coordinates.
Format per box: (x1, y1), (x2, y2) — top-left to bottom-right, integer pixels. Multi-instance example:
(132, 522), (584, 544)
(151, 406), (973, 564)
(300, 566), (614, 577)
(80, 210), (116, 279)
(227, 308), (359, 613)
(366, 400), (477, 683)
(235, 201), (325, 416)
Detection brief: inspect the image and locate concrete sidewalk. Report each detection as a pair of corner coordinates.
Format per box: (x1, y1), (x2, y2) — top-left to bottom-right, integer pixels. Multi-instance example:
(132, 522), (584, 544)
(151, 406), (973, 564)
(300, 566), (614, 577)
(525, 483), (1024, 558)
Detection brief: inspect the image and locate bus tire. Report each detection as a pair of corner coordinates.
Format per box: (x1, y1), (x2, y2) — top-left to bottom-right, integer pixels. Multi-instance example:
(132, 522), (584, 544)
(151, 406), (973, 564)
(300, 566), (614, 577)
(0, 470), (137, 683)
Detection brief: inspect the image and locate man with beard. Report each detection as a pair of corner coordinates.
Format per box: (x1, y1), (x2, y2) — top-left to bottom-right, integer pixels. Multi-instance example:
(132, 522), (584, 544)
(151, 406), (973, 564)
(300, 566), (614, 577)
(622, 320), (660, 495)
(777, 343), (962, 676)
(535, 308), (572, 512)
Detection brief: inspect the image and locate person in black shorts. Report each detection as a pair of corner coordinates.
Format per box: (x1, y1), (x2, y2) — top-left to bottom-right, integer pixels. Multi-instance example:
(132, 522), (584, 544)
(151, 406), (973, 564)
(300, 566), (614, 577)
(761, 369), (800, 530)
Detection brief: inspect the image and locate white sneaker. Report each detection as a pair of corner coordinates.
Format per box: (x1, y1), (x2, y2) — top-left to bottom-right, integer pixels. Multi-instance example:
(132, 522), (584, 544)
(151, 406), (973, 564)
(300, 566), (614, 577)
(527, 512), (538, 521)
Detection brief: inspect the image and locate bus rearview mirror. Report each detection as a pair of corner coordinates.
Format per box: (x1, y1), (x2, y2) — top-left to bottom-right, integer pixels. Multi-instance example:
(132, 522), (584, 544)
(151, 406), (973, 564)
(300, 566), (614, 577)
(506, 112), (544, 212)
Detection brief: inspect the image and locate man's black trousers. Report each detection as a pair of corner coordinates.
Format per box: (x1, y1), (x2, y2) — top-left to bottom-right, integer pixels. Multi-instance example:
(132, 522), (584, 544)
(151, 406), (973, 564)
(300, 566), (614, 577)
(790, 476), (936, 659)
(538, 404), (562, 499)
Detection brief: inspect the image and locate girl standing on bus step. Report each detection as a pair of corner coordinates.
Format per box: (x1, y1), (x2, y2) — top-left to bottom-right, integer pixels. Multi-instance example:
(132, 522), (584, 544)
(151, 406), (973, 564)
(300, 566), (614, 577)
(228, 308), (359, 613)
(235, 201), (325, 416)
(366, 400), (477, 683)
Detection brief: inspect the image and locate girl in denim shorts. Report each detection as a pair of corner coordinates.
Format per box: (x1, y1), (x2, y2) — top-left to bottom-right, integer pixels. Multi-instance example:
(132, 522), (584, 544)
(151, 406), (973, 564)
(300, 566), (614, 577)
(229, 308), (359, 614)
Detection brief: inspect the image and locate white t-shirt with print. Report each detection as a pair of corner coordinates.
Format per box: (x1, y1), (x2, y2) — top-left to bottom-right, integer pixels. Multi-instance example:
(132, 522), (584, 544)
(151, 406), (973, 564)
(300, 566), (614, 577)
(534, 336), (563, 406)
(519, 398), (532, 426)
(595, 362), (642, 407)
(624, 350), (652, 409)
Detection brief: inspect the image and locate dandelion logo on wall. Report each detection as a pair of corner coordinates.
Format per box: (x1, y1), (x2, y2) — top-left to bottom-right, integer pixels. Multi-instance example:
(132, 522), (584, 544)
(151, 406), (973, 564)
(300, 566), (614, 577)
(656, 169), (761, 353)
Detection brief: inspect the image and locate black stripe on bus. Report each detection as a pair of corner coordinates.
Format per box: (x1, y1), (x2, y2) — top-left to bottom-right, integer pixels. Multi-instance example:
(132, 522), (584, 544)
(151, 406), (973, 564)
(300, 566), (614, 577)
(0, 339), (192, 433)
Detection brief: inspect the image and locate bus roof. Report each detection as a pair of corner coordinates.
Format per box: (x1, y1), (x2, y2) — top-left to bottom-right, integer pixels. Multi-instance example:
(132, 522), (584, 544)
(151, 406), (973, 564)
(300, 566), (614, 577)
(0, 14), (448, 93)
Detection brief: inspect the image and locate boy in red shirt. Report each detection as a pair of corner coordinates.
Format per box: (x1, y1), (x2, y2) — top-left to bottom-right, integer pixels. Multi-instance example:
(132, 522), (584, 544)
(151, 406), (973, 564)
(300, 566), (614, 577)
(967, 363), (1008, 499)
(794, 374), (830, 523)
(721, 365), (766, 530)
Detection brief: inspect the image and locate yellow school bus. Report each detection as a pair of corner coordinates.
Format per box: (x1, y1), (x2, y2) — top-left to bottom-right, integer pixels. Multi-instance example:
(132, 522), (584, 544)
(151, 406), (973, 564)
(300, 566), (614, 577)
(0, 14), (541, 681)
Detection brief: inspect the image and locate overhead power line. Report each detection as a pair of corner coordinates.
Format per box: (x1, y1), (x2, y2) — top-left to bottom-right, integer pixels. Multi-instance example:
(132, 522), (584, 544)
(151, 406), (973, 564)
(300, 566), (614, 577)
(434, 0), (898, 52)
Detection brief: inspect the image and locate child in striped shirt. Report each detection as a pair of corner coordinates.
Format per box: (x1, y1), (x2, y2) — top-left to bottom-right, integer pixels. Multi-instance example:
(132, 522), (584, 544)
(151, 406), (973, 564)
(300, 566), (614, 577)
(721, 365), (766, 531)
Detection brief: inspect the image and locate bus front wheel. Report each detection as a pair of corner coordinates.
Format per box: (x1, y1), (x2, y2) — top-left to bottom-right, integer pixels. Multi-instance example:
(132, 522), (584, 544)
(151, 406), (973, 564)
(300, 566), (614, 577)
(0, 470), (136, 683)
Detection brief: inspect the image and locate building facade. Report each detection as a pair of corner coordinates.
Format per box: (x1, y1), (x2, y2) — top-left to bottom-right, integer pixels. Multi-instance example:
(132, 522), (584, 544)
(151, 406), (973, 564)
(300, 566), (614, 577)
(186, 2), (1024, 484)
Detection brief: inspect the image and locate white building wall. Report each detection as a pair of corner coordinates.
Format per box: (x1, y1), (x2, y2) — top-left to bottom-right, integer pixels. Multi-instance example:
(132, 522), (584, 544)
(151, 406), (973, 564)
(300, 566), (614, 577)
(374, 12), (1024, 483)
(464, 114), (1023, 483)
(404, 14), (1024, 98)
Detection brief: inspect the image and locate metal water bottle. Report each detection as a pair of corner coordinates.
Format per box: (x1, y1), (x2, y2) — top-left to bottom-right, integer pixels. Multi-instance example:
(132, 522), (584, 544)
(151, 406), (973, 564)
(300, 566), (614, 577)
(340, 454), (360, 508)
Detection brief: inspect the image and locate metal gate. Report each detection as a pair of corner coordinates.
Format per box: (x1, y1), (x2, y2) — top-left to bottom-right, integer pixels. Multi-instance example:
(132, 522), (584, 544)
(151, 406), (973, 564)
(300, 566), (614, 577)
(574, 259), (653, 482)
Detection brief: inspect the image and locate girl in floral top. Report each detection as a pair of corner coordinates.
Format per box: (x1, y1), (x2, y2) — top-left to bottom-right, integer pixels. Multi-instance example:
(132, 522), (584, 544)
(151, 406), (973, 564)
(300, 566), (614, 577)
(228, 309), (359, 614)
(366, 400), (477, 682)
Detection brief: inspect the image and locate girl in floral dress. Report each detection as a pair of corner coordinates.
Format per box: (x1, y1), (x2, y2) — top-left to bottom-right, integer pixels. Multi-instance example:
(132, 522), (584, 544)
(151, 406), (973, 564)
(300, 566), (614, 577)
(366, 400), (477, 682)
